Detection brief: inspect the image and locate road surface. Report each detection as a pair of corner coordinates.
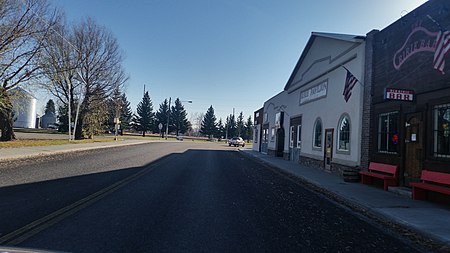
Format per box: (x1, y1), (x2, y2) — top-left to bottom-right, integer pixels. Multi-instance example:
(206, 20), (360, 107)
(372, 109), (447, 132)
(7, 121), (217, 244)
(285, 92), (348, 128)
(0, 142), (423, 252)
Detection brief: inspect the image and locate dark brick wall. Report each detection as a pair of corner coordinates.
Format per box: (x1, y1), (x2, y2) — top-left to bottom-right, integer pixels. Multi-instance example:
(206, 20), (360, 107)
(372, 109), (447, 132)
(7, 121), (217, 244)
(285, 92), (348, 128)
(370, 0), (450, 173)
(360, 29), (378, 171)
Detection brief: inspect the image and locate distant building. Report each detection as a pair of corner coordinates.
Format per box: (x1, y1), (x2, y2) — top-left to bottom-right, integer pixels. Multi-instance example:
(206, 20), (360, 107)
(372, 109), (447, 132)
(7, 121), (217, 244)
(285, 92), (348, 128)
(252, 108), (263, 152)
(10, 88), (37, 128)
(41, 111), (57, 128)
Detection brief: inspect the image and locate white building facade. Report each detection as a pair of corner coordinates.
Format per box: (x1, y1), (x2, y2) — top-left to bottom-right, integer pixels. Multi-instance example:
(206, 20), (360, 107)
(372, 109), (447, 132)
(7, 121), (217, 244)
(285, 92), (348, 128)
(261, 32), (367, 175)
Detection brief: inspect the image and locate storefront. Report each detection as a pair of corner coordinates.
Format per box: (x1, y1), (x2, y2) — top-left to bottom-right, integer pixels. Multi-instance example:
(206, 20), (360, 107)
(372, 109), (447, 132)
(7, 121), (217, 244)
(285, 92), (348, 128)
(252, 108), (263, 152)
(368, 0), (450, 186)
(258, 32), (367, 177)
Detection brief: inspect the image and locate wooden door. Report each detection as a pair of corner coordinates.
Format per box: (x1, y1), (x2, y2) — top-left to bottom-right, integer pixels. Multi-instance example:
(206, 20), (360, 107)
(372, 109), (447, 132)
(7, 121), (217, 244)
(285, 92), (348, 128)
(404, 113), (423, 186)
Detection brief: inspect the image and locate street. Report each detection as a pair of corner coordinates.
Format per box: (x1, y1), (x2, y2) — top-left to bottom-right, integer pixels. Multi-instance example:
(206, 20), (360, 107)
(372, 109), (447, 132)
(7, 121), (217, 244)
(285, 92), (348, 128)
(0, 142), (422, 252)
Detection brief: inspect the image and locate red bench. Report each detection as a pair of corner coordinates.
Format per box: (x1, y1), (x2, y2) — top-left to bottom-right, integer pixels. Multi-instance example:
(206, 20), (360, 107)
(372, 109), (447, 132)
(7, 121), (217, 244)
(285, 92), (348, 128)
(410, 170), (450, 200)
(360, 162), (399, 191)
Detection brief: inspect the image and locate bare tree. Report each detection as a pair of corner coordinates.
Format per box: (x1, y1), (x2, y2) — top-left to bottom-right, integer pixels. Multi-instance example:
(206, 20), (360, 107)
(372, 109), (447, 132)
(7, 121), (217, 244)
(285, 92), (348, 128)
(0, 0), (57, 141)
(40, 17), (128, 139)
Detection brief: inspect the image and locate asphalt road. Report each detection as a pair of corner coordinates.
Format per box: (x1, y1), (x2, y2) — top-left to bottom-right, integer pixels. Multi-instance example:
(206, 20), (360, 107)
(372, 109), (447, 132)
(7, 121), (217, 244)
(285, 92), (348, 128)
(0, 142), (424, 252)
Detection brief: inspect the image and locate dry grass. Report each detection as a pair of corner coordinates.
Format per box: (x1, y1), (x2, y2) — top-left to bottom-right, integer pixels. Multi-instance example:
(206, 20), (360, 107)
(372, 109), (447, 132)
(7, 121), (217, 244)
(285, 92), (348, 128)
(0, 138), (113, 149)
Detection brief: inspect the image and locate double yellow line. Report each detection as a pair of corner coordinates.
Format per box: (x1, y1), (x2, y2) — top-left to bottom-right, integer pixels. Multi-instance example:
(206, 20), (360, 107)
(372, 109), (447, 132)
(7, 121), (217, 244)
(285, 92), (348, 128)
(0, 161), (163, 246)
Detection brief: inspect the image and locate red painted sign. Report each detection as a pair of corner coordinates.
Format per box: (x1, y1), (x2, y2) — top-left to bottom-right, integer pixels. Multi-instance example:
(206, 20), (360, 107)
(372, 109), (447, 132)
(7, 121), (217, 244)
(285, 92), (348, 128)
(385, 88), (414, 101)
(393, 18), (450, 75)
(393, 25), (438, 70)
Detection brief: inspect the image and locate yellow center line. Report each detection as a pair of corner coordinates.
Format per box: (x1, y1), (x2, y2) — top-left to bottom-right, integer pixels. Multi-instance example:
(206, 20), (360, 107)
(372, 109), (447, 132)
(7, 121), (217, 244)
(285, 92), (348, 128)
(0, 158), (171, 246)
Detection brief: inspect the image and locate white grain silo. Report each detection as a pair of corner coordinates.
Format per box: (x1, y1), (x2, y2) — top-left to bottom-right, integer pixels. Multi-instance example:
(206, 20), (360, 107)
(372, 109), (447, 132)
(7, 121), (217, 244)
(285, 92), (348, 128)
(10, 88), (37, 128)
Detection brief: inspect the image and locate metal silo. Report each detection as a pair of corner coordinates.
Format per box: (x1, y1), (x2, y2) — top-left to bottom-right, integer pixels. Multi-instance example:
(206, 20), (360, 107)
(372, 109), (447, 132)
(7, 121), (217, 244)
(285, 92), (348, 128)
(10, 88), (37, 128)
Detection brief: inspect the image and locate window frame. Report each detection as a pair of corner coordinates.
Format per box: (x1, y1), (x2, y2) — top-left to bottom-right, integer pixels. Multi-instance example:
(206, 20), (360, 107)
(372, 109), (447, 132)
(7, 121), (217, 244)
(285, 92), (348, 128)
(289, 126), (295, 148)
(377, 111), (399, 154)
(297, 124), (302, 148)
(313, 118), (322, 150)
(337, 114), (351, 153)
(433, 103), (450, 158)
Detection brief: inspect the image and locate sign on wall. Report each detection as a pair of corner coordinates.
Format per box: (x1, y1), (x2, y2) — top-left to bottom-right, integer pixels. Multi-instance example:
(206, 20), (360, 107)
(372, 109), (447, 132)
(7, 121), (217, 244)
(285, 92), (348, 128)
(385, 88), (414, 101)
(299, 81), (328, 105)
(393, 21), (449, 75)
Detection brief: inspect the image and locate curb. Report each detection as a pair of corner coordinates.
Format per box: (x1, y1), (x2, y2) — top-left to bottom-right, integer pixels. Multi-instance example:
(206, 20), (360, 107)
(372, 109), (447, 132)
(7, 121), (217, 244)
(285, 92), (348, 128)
(239, 149), (450, 252)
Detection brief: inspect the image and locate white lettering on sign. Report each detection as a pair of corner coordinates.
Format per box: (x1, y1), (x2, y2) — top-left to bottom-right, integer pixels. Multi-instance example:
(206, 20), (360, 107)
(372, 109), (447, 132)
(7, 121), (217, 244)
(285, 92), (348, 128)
(299, 81), (328, 105)
(385, 88), (414, 101)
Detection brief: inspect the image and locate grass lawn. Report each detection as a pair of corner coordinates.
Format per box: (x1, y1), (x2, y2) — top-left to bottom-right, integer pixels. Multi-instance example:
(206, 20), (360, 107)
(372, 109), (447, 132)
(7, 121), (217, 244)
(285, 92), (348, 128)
(0, 138), (113, 149)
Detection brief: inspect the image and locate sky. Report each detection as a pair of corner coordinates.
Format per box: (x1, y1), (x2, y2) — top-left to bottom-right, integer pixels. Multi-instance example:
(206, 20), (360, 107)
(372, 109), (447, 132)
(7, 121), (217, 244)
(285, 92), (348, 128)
(44, 0), (428, 123)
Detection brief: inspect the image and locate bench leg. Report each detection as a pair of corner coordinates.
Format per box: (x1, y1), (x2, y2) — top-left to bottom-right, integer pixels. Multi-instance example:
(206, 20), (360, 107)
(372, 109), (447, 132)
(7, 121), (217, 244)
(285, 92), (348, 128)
(412, 187), (427, 200)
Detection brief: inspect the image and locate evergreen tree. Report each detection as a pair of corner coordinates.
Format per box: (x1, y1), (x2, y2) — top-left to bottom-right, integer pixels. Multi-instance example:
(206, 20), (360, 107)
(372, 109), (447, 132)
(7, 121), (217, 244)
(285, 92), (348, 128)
(106, 88), (123, 132)
(244, 116), (253, 141)
(171, 98), (191, 136)
(133, 91), (154, 137)
(44, 99), (56, 114)
(57, 104), (69, 132)
(217, 118), (225, 139)
(200, 105), (217, 138)
(226, 114), (237, 138)
(154, 98), (171, 137)
(83, 93), (109, 139)
(237, 111), (245, 137)
(120, 93), (132, 131)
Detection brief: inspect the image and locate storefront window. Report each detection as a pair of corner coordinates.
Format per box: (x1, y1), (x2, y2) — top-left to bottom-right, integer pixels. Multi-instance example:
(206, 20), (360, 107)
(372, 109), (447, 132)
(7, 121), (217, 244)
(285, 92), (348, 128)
(290, 126), (295, 148)
(297, 124), (302, 148)
(434, 103), (450, 158)
(338, 115), (350, 151)
(378, 112), (399, 153)
(313, 118), (322, 148)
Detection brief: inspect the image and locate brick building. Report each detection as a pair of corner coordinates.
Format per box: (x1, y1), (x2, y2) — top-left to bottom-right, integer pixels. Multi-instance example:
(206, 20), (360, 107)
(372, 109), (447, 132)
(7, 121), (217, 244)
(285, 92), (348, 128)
(366, 0), (450, 186)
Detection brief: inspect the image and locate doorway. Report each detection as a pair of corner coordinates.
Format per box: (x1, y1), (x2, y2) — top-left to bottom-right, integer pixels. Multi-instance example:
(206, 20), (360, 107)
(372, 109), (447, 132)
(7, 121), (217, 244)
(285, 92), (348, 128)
(276, 127), (285, 157)
(324, 129), (334, 171)
(404, 113), (424, 186)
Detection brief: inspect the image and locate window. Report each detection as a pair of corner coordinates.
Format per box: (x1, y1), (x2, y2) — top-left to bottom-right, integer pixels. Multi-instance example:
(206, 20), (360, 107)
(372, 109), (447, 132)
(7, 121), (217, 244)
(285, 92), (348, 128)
(338, 115), (350, 151)
(378, 112), (399, 153)
(433, 103), (450, 158)
(290, 126), (295, 148)
(254, 128), (258, 143)
(271, 127), (275, 142)
(262, 128), (268, 143)
(297, 124), (302, 148)
(313, 118), (322, 148)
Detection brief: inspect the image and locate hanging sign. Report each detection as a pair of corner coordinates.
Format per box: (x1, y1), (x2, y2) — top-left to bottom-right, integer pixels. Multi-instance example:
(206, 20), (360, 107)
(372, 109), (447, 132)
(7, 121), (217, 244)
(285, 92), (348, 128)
(385, 88), (414, 101)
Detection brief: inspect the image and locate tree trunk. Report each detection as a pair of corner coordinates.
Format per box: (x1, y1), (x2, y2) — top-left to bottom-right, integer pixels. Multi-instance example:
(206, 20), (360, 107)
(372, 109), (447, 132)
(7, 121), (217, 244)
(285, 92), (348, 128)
(142, 131), (145, 137)
(0, 109), (16, 141)
(74, 120), (83, 140)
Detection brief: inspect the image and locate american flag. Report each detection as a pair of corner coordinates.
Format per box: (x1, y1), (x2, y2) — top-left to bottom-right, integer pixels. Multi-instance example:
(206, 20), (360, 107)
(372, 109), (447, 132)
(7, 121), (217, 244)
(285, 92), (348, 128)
(433, 30), (450, 74)
(343, 69), (359, 102)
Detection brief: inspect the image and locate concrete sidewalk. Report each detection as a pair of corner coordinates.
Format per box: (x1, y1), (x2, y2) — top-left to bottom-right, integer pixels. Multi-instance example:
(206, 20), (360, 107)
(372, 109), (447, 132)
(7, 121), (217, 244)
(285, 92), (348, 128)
(0, 139), (155, 161)
(240, 149), (450, 250)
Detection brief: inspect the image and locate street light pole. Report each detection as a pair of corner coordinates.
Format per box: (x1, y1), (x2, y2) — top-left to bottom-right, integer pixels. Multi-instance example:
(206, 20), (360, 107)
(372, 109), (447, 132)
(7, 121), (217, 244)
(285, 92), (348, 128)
(165, 97), (171, 140)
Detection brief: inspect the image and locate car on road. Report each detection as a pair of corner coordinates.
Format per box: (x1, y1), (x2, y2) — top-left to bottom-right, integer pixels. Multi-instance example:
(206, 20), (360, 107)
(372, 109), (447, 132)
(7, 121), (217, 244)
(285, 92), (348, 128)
(228, 137), (245, 147)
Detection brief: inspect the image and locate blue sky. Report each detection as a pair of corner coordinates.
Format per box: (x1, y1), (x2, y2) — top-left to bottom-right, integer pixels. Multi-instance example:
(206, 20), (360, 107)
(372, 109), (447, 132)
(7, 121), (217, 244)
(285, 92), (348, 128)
(46, 0), (428, 122)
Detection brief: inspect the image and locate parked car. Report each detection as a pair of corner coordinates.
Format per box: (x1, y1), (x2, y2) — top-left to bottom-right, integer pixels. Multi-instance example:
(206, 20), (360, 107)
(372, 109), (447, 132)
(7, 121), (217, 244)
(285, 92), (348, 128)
(228, 137), (245, 147)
